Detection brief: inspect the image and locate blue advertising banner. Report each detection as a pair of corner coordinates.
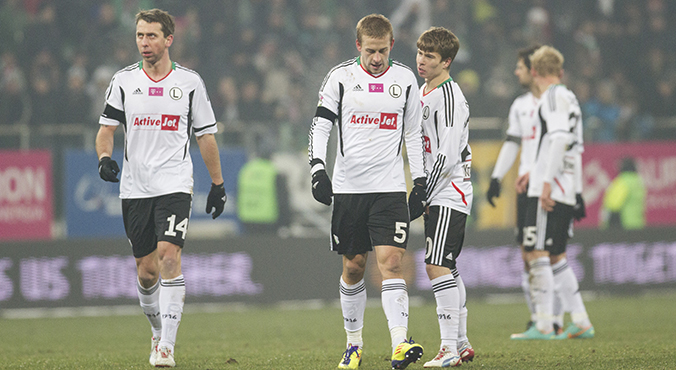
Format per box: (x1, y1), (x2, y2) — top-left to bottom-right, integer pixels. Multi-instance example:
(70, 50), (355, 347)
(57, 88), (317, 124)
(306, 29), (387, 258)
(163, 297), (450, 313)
(64, 148), (247, 238)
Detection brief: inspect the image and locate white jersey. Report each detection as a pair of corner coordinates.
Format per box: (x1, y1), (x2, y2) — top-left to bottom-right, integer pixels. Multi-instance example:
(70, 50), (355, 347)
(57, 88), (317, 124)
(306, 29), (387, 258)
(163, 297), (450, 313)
(99, 61), (217, 199)
(528, 84), (582, 206)
(420, 78), (473, 214)
(308, 57), (425, 193)
(506, 91), (540, 176)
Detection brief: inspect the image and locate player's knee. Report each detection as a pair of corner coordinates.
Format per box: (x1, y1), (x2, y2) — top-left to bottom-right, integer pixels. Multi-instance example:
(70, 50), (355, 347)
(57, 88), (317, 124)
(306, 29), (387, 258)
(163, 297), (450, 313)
(343, 256), (366, 282)
(377, 254), (404, 276)
(343, 265), (365, 283)
(425, 263), (451, 280)
(137, 269), (159, 287)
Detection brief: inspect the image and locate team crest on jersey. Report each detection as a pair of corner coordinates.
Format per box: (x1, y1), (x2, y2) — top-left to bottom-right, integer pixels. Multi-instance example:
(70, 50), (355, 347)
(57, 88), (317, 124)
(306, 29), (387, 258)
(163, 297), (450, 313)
(169, 87), (183, 100)
(389, 84), (402, 98)
(422, 105), (430, 120)
(132, 114), (180, 131)
(149, 87), (164, 96)
(349, 112), (397, 130)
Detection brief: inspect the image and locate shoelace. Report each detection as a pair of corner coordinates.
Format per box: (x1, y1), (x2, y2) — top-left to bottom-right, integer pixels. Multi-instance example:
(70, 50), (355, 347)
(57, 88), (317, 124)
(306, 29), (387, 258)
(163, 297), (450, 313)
(342, 346), (359, 364)
(432, 347), (450, 360)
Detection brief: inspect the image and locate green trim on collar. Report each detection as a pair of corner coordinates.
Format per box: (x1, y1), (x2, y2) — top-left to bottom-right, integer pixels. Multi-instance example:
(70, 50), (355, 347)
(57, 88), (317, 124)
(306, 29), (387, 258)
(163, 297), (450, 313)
(138, 61), (175, 70)
(438, 77), (453, 88)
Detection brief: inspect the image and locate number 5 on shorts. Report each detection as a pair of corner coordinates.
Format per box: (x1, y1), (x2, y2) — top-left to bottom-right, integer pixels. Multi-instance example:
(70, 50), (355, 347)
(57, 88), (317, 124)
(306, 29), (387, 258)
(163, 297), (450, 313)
(394, 222), (407, 244)
(522, 226), (537, 249)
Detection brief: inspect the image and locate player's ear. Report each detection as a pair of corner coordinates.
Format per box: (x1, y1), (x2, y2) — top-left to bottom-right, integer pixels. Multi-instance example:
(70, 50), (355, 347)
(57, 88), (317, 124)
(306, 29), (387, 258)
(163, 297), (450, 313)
(390, 38), (395, 49)
(356, 39), (361, 52)
(165, 34), (174, 47)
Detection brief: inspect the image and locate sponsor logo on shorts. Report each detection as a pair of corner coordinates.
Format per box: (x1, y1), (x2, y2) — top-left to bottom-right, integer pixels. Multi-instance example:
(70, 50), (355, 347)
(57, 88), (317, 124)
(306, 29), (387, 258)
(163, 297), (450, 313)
(149, 87), (164, 96)
(348, 112), (397, 130)
(132, 114), (180, 131)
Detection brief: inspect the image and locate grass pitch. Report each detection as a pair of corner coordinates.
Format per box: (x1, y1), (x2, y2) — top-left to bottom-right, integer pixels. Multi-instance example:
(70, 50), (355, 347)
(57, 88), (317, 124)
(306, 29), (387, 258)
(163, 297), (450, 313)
(1, 293), (675, 369)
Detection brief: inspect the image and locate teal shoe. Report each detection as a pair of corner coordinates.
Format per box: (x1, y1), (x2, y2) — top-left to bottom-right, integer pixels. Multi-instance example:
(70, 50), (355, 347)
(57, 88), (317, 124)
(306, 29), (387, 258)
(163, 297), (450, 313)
(510, 325), (555, 340)
(554, 323), (595, 339)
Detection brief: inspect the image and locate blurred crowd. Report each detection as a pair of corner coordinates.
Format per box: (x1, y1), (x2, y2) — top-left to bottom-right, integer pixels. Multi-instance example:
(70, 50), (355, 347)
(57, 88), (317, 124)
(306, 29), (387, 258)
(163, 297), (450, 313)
(1, 0), (675, 151)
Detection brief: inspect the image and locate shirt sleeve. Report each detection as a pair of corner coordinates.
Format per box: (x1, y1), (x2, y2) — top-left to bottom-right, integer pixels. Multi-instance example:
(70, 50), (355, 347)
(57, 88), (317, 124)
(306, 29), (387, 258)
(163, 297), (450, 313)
(308, 68), (340, 172)
(427, 85), (470, 200)
(543, 87), (572, 134)
(574, 153), (583, 193)
(403, 80), (426, 180)
(191, 75), (218, 136)
(505, 98), (523, 138)
(491, 140), (519, 180)
(99, 75), (124, 126)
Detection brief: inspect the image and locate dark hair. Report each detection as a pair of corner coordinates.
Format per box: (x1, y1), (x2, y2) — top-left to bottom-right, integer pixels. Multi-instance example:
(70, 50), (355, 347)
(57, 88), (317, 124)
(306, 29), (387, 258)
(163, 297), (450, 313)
(620, 157), (637, 172)
(518, 44), (541, 70)
(416, 27), (460, 64)
(135, 9), (175, 37)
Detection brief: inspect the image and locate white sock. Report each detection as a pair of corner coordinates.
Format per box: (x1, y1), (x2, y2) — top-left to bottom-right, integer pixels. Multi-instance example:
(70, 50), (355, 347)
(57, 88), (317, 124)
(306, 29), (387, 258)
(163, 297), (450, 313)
(340, 277), (366, 348)
(137, 278), (162, 339)
(552, 258), (591, 328)
(453, 269), (469, 345)
(159, 275), (185, 352)
(529, 257), (554, 333)
(553, 293), (564, 330)
(381, 278), (409, 350)
(431, 274), (459, 354)
(522, 270), (536, 323)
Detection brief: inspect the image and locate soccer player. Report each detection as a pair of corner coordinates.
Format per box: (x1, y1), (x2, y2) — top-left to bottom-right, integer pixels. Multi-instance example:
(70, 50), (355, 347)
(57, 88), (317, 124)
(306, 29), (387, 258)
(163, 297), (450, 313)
(308, 13), (426, 370)
(415, 27), (474, 368)
(486, 45), (542, 329)
(510, 46), (594, 340)
(95, 9), (226, 367)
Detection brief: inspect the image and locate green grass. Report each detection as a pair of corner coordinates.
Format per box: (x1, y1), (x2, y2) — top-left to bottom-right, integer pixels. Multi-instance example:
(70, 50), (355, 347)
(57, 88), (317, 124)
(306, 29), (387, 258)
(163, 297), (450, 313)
(1, 294), (675, 369)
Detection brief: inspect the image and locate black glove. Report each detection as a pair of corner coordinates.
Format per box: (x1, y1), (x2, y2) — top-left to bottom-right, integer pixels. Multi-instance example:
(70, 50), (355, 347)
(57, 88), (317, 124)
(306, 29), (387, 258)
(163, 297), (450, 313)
(311, 169), (333, 206)
(408, 177), (427, 221)
(98, 156), (120, 182)
(206, 182), (227, 219)
(572, 193), (586, 221)
(486, 177), (501, 207)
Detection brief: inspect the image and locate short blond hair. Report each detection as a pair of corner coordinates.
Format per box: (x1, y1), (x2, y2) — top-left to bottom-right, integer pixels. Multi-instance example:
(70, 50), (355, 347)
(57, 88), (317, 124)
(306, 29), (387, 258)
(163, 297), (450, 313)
(356, 14), (393, 43)
(530, 46), (564, 77)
